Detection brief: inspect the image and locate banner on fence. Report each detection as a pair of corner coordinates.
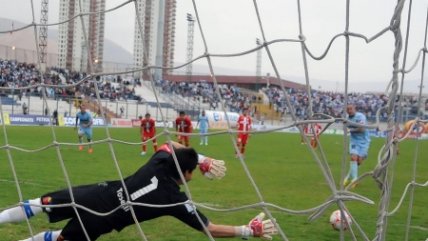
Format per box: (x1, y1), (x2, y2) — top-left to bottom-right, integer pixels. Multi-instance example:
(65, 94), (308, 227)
(204, 110), (240, 129)
(131, 119), (140, 127)
(111, 118), (133, 127)
(63, 116), (106, 127)
(7, 114), (51, 125)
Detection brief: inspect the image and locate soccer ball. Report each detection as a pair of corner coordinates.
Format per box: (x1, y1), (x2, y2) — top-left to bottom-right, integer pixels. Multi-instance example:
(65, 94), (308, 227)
(329, 209), (352, 231)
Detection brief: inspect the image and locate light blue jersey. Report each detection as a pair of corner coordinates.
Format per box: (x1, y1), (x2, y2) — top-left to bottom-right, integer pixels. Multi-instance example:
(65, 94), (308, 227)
(76, 111), (93, 139)
(198, 115), (209, 131)
(348, 112), (370, 158)
(198, 114), (209, 145)
(76, 111), (93, 127)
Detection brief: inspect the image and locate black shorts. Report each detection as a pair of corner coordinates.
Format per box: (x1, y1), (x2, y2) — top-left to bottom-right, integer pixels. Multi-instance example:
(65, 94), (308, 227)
(41, 184), (115, 240)
(60, 214), (113, 241)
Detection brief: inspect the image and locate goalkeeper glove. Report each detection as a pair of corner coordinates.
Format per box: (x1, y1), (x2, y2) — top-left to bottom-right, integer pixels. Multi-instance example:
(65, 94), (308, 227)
(238, 212), (278, 240)
(198, 154), (226, 180)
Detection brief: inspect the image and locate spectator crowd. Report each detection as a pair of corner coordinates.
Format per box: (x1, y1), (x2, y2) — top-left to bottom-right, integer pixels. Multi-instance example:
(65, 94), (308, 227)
(1, 59), (427, 122)
(264, 86), (428, 121)
(0, 59), (141, 103)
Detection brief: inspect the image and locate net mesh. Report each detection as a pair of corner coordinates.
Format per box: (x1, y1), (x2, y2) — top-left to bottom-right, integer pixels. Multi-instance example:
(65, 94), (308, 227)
(0, 0), (427, 241)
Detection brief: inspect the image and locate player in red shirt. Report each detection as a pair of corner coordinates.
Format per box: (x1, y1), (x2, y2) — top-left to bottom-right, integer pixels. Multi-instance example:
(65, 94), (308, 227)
(140, 113), (157, 156)
(175, 111), (193, 147)
(303, 122), (322, 149)
(236, 108), (252, 157)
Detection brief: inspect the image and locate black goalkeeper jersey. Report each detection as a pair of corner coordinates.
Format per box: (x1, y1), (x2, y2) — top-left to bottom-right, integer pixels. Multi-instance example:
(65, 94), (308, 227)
(43, 149), (208, 239)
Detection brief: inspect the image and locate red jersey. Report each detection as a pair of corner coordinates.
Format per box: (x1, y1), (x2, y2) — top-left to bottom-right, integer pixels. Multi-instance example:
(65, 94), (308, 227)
(141, 118), (156, 136)
(304, 123), (322, 136)
(176, 116), (192, 133)
(237, 115), (252, 132)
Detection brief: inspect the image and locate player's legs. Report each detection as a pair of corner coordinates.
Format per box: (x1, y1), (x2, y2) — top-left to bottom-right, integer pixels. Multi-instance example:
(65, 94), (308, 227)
(350, 154), (359, 179)
(84, 128), (93, 153)
(356, 143), (369, 166)
(344, 143), (360, 186)
(344, 155), (359, 183)
(236, 135), (242, 157)
(18, 230), (61, 241)
(310, 136), (318, 149)
(345, 141), (370, 188)
(0, 198), (43, 224)
(60, 214), (113, 241)
(199, 130), (204, 145)
(141, 135), (148, 154)
(177, 134), (184, 145)
(77, 128), (84, 151)
(200, 128), (208, 145)
(240, 134), (249, 155)
(152, 136), (158, 152)
(184, 136), (190, 147)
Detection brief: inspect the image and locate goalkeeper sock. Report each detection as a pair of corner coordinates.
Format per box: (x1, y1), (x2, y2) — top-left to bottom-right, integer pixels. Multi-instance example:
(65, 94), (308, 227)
(0, 198), (43, 224)
(19, 230), (61, 241)
(350, 161), (358, 180)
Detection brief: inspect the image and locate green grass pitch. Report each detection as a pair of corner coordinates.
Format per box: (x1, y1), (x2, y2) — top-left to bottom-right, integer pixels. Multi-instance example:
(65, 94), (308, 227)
(0, 126), (427, 241)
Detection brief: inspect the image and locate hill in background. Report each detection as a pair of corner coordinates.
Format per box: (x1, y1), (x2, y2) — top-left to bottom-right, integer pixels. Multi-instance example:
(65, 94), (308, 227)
(0, 18), (133, 65)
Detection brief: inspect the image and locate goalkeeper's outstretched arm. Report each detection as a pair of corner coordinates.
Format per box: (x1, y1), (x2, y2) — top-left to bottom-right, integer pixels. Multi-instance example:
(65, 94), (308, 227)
(204, 212), (278, 240)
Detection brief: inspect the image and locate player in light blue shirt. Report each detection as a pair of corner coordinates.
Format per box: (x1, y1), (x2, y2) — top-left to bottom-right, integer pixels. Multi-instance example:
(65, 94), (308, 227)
(344, 104), (371, 188)
(197, 110), (210, 145)
(75, 103), (94, 153)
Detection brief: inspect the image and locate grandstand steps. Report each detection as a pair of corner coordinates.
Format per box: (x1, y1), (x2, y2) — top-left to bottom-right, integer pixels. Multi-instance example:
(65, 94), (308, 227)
(252, 103), (282, 121)
(85, 99), (118, 122)
(139, 80), (203, 114)
(134, 81), (168, 103)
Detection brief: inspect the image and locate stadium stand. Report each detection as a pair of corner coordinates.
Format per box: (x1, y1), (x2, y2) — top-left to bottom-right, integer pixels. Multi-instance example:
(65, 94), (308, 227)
(2, 58), (427, 123)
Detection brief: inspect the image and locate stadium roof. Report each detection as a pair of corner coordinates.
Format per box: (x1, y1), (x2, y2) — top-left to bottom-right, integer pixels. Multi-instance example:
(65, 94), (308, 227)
(163, 74), (307, 90)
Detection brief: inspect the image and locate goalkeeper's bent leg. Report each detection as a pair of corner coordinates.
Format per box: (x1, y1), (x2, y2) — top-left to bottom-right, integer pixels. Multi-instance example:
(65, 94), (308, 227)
(0, 198), (43, 224)
(19, 230), (62, 241)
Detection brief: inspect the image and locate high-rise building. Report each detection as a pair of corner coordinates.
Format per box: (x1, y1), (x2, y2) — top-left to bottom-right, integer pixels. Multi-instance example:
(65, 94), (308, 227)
(133, 0), (176, 79)
(57, 0), (106, 73)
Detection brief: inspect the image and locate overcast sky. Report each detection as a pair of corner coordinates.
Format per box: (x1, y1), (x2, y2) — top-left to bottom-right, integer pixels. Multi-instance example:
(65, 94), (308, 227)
(0, 0), (427, 94)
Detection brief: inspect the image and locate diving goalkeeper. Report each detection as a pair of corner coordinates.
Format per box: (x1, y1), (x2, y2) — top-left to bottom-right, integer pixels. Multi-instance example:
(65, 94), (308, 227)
(0, 141), (278, 241)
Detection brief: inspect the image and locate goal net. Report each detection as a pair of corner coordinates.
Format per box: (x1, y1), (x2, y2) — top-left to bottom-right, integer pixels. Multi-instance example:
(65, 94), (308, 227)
(0, 0), (427, 241)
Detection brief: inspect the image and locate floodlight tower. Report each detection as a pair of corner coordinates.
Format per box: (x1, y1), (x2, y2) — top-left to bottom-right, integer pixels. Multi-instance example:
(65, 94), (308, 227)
(256, 38), (262, 90)
(38, 0), (49, 71)
(186, 13), (195, 82)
